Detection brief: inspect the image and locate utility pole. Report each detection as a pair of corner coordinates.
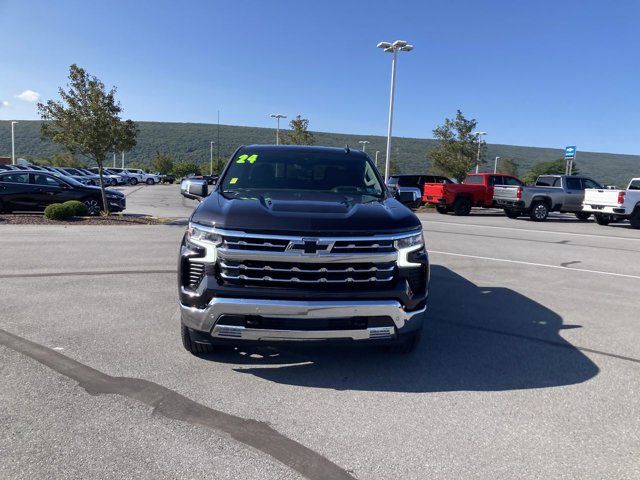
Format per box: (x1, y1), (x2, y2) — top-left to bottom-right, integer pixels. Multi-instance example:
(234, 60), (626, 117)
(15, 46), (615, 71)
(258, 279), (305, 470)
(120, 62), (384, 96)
(377, 40), (414, 182)
(11, 121), (18, 165)
(375, 150), (380, 168)
(270, 114), (287, 145)
(210, 141), (215, 176)
(494, 156), (500, 174)
(113, 152), (116, 168)
(121, 152), (125, 169)
(473, 131), (487, 174)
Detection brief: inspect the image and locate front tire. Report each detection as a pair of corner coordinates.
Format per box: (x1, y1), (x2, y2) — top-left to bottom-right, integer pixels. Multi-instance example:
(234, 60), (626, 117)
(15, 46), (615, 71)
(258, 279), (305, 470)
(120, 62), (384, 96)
(594, 213), (611, 226)
(435, 205), (449, 215)
(181, 324), (216, 355)
(129, 178), (138, 186)
(575, 212), (591, 221)
(146, 178), (155, 185)
(388, 330), (421, 354)
(452, 198), (472, 216)
(505, 209), (520, 219)
(630, 208), (640, 229)
(529, 201), (549, 221)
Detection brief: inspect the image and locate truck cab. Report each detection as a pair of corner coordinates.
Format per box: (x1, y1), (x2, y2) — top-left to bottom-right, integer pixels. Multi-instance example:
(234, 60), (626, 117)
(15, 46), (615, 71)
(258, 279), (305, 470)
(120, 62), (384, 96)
(582, 178), (640, 228)
(178, 145), (430, 355)
(494, 175), (603, 221)
(423, 173), (522, 216)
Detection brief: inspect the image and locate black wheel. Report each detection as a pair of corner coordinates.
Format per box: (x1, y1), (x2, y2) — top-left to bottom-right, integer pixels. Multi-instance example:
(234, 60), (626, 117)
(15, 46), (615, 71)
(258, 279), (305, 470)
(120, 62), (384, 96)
(83, 198), (102, 216)
(452, 198), (472, 216)
(575, 212), (591, 221)
(0, 200), (10, 214)
(181, 324), (216, 355)
(435, 205), (449, 214)
(129, 178), (138, 186)
(505, 209), (520, 219)
(594, 213), (611, 226)
(630, 208), (640, 229)
(529, 201), (549, 221)
(387, 330), (421, 354)
(146, 178), (155, 185)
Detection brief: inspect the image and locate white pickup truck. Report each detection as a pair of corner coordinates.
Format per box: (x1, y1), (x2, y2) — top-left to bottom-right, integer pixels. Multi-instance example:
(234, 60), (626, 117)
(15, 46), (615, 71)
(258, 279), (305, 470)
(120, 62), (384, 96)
(582, 178), (640, 228)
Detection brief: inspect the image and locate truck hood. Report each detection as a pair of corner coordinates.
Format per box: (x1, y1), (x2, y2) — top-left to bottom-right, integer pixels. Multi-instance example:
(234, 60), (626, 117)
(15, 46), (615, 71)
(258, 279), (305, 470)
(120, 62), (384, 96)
(190, 190), (421, 235)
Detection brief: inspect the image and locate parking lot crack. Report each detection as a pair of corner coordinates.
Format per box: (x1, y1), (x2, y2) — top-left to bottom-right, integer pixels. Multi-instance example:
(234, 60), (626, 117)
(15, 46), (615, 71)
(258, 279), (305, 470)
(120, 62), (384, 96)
(0, 328), (355, 480)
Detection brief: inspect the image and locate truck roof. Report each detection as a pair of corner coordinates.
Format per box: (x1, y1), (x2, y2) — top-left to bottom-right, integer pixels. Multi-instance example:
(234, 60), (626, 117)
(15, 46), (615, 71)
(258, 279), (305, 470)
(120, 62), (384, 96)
(243, 144), (368, 157)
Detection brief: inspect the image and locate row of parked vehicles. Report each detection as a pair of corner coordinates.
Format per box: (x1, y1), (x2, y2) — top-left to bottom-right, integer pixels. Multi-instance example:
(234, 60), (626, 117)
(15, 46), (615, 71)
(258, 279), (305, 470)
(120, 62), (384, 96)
(0, 164), (162, 186)
(387, 172), (640, 228)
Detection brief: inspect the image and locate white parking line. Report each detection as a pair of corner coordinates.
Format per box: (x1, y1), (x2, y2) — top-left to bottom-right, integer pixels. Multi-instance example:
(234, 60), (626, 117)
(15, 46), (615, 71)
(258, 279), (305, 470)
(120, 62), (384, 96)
(422, 220), (640, 241)
(430, 250), (640, 280)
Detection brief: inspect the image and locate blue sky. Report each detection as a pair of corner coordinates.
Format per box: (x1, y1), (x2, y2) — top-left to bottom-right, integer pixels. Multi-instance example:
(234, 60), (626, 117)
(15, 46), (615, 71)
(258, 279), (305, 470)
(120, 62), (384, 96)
(1, 0), (639, 154)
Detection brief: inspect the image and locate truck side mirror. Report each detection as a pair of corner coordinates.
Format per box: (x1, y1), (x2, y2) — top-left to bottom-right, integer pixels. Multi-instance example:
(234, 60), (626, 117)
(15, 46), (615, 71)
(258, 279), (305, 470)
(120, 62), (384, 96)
(181, 178), (208, 201)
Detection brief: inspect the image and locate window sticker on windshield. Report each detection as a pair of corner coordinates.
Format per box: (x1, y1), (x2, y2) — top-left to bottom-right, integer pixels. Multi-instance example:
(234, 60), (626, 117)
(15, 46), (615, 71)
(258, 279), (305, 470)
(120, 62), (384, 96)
(230, 177), (238, 184)
(236, 154), (258, 164)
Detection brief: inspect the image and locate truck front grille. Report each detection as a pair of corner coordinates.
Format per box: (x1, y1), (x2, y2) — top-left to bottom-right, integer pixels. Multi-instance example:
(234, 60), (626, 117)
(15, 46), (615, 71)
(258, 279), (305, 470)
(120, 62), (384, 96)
(219, 259), (395, 286)
(224, 236), (395, 254)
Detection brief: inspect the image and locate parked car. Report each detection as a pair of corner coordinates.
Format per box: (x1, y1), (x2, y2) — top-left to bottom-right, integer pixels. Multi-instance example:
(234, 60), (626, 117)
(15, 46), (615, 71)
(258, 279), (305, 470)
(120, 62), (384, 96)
(493, 174), (603, 221)
(0, 170), (126, 215)
(178, 145), (429, 355)
(386, 174), (452, 209)
(108, 167), (143, 185)
(582, 178), (640, 228)
(0, 165), (17, 171)
(58, 167), (104, 186)
(158, 173), (176, 184)
(423, 173), (523, 215)
(45, 166), (94, 186)
(125, 168), (160, 185)
(80, 168), (125, 186)
(88, 167), (133, 185)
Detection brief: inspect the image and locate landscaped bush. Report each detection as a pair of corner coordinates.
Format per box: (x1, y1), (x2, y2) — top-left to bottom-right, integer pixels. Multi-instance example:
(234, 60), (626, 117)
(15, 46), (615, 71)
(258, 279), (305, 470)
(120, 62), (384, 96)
(44, 203), (74, 220)
(62, 200), (88, 216)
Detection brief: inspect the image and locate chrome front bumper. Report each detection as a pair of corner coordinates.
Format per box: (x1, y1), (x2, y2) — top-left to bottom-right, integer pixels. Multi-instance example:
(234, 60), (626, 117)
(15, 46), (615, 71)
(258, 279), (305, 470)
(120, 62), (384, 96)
(180, 298), (427, 342)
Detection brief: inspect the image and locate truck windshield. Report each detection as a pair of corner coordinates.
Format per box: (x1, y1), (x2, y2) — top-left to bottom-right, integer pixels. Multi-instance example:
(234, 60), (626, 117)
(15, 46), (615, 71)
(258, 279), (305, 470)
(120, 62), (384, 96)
(220, 149), (384, 199)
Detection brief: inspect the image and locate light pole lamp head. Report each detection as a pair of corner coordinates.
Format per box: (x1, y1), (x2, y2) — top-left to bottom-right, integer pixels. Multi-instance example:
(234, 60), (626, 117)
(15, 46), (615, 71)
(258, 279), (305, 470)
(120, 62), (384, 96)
(400, 44), (414, 52)
(392, 40), (408, 48)
(377, 41), (392, 49)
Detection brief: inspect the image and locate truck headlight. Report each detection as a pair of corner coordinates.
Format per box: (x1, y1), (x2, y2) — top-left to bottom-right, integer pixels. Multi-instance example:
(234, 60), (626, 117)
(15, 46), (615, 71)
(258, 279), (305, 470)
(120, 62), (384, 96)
(395, 232), (424, 250)
(186, 224), (223, 246)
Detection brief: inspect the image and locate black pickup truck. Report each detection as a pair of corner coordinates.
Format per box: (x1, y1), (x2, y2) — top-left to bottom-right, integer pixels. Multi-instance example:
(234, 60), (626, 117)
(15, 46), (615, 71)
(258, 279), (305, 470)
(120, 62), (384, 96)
(178, 145), (430, 354)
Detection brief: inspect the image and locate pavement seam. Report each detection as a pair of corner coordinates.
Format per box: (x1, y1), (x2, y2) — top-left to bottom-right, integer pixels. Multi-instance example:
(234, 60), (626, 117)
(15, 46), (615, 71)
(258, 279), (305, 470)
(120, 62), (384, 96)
(0, 328), (355, 480)
(430, 250), (640, 280)
(0, 269), (177, 279)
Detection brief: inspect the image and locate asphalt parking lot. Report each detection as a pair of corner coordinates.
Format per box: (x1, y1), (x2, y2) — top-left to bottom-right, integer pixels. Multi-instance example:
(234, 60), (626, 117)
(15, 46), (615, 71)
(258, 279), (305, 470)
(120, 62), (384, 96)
(1, 192), (639, 479)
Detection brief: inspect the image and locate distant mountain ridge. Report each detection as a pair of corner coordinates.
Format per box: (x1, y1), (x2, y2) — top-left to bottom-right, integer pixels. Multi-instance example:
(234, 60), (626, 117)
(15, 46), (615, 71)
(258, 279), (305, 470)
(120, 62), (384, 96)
(1, 120), (638, 186)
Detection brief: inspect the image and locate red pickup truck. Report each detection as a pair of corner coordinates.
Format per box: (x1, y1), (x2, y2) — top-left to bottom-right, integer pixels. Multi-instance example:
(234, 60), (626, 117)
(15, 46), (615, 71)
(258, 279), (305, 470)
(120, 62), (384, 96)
(423, 173), (523, 216)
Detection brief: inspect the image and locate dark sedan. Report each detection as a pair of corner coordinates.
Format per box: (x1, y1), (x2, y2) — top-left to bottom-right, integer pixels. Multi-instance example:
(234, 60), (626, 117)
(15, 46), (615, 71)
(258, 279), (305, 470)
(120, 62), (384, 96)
(0, 170), (126, 215)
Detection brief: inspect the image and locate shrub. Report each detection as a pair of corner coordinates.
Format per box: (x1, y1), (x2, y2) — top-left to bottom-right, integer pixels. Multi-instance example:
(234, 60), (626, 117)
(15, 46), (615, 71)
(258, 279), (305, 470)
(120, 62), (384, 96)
(44, 203), (74, 220)
(62, 200), (88, 216)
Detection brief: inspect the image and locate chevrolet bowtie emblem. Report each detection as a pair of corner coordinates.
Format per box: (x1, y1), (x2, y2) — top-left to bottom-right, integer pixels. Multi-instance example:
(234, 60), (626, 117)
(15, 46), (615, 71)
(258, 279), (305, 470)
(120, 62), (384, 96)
(287, 238), (333, 255)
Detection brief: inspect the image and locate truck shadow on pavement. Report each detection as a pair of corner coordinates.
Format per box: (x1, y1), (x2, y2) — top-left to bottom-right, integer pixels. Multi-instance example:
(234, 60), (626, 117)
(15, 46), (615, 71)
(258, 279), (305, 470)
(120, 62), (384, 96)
(214, 265), (600, 392)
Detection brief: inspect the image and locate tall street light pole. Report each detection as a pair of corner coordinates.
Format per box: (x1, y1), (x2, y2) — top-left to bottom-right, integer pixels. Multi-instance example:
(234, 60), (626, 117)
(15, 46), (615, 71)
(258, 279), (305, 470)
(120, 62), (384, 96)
(11, 121), (18, 165)
(270, 114), (287, 145)
(473, 131), (487, 174)
(493, 156), (500, 174)
(375, 150), (380, 168)
(377, 40), (414, 183)
(210, 141), (215, 175)
(358, 140), (370, 152)
(121, 152), (125, 169)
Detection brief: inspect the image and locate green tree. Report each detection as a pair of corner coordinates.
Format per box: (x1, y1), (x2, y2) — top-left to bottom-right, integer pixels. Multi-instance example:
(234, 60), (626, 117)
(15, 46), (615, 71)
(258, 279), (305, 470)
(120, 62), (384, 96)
(522, 158), (579, 184)
(281, 115), (315, 145)
(37, 64), (138, 214)
(498, 158), (520, 177)
(428, 110), (485, 182)
(173, 160), (202, 178)
(150, 152), (174, 174)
